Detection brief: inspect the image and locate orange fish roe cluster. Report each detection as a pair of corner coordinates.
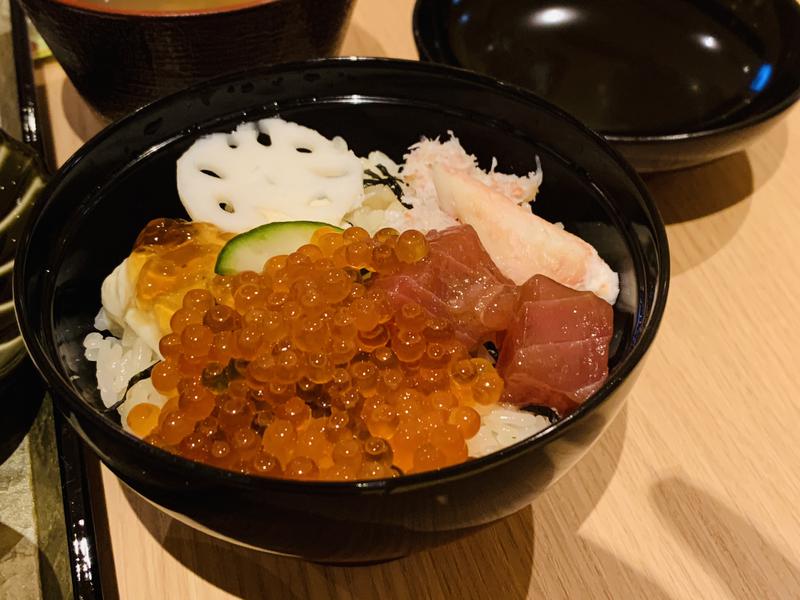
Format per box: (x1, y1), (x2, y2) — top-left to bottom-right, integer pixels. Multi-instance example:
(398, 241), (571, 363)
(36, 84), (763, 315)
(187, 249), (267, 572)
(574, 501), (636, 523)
(130, 218), (233, 334)
(140, 226), (504, 480)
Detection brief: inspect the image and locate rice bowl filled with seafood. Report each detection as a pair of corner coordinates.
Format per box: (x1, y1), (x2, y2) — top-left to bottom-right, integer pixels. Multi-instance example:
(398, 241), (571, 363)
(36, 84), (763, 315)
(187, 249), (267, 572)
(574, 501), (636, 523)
(82, 117), (619, 481)
(15, 59), (670, 562)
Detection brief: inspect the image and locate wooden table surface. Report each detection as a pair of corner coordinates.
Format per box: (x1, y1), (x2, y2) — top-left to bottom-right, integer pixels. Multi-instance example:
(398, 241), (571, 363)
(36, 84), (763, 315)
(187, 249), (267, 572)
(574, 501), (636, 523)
(38, 1), (800, 598)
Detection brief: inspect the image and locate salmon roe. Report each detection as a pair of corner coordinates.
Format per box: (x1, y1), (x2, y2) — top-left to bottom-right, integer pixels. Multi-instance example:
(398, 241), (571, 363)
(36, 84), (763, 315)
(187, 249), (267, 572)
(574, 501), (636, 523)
(141, 225), (504, 480)
(131, 218), (233, 336)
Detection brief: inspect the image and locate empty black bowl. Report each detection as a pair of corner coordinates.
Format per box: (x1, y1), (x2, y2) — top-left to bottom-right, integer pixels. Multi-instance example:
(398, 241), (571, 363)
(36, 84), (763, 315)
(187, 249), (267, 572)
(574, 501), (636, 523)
(14, 58), (668, 562)
(414, 0), (800, 172)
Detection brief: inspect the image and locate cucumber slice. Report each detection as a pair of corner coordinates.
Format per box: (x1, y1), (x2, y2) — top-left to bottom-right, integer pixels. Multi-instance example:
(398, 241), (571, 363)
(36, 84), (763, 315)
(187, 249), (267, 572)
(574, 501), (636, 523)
(215, 221), (342, 275)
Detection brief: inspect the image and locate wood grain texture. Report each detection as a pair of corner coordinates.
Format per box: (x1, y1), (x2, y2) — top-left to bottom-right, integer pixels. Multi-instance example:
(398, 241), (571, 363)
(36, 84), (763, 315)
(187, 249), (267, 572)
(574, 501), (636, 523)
(40, 1), (800, 598)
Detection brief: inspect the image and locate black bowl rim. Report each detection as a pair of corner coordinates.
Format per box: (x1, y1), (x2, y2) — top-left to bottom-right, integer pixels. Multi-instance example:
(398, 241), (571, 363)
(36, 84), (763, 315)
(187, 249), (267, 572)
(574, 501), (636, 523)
(14, 56), (670, 495)
(412, 0), (800, 144)
(22, 0), (313, 20)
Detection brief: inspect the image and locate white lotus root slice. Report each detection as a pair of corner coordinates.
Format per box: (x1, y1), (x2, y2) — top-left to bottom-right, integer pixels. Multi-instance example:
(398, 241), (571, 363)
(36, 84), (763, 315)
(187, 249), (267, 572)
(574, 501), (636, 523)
(176, 118), (364, 232)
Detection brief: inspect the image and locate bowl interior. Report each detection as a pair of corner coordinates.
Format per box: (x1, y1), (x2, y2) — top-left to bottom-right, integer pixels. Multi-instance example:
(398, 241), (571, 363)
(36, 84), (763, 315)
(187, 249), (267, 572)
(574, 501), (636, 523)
(415, 0), (800, 137)
(16, 60), (665, 483)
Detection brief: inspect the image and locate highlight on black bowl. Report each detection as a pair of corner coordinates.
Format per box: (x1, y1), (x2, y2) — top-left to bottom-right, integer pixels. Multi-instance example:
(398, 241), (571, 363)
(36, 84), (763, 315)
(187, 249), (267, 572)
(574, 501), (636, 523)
(15, 59), (668, 560)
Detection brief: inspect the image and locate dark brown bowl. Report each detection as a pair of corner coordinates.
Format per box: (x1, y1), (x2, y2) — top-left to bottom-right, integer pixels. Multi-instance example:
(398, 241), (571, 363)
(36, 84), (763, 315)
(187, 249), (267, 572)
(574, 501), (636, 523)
(18, 0), (355, 120)
(14, 58), (669, 562)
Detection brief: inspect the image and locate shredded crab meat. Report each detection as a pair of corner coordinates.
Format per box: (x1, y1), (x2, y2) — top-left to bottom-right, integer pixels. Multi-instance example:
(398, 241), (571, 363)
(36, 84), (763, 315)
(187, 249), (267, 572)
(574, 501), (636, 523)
(402, 132), (543, 209)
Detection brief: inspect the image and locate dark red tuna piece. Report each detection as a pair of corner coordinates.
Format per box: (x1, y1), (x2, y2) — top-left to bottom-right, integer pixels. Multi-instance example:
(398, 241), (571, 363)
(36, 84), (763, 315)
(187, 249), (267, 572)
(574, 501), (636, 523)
(372, 225), (518, 348)
(496, 275), (613, 415)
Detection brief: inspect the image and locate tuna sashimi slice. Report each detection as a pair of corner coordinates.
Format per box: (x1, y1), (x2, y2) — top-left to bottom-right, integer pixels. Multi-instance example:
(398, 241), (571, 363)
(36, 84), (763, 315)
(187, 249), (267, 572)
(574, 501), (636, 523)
(497, 275), (613, 414)
(373, 225), (518, 349)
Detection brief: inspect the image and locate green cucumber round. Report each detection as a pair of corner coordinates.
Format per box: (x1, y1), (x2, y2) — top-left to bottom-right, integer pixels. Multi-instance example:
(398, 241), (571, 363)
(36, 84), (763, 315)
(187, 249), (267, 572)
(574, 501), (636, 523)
(214, 221), (342, 275)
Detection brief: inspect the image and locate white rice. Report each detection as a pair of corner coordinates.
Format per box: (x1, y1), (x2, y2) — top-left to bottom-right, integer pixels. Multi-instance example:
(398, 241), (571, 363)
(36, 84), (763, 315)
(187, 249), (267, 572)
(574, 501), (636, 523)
(83, 312), (158, 408)
(468, 405), (551, 458)
(117, 378), (168, 435)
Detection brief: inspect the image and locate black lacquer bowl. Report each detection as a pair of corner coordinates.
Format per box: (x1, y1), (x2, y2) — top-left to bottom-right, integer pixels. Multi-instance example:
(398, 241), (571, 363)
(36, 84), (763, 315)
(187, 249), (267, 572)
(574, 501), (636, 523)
(18, 0), (355, 120)
(414, 0), (800, 172)
(14, 58), (669, 562)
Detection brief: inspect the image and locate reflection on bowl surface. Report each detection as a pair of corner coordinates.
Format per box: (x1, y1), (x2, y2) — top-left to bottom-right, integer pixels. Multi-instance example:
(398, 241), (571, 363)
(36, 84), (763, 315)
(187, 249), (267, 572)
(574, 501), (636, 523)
(18, 0), (355, 119)
(14, 59), (668, 562)
(414, 0), (800, 171)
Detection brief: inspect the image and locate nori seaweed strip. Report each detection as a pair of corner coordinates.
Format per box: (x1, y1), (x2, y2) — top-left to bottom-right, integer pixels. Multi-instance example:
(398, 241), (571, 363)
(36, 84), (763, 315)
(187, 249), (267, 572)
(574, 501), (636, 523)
(101, 364), (155, 414)
(522, 405), (559, 423)
(483, 341), (499, 362)
(363, 165), (412, 208)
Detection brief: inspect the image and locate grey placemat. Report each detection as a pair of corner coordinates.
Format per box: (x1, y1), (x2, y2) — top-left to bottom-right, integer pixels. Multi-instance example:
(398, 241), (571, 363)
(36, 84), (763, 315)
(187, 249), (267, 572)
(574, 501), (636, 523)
(0, 399), (71, 599)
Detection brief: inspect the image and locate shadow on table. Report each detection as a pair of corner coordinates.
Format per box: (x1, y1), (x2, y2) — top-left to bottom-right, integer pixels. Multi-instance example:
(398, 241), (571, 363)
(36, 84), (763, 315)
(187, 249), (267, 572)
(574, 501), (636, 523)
(641, 120), (788, 276)
(0, 358), (45, 465)
(123, 482), (534, 600)
(121, 405), (658, 599)
(0, 522), (63, 599)
(644, 119), (787, 225)
(60, 77), (108, 143)
(528, 406), (676, 599)
(651, 477), (800, 599)
(644, 152), (753, 276)
(644, 151), (754, 226)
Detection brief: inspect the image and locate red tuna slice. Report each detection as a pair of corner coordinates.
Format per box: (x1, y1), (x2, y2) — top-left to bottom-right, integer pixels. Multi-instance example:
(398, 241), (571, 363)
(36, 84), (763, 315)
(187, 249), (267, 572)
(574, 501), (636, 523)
(372, 225), (518, 349)
(497, 275), (613, 415)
